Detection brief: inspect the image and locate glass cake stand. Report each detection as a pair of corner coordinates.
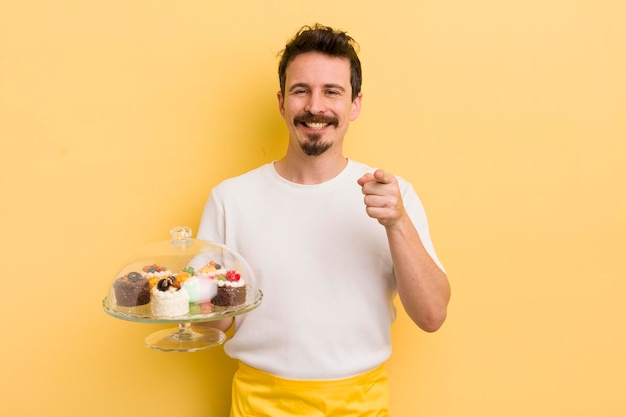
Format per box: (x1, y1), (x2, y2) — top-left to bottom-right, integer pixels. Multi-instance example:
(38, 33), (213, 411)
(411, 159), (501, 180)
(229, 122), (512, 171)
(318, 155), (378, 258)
(102, 226), (262, 352)
(102, 289), (262, 352)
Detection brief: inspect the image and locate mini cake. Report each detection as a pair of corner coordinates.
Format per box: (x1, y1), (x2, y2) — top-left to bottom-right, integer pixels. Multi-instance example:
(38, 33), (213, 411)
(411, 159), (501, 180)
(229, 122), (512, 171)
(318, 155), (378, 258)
(113, 272), (150, 307)
(183, 276), (217, 313)
(141, 264), (173, 290)
(151, 277), (190, 317)
(212, 270), (247, 307)
(195, 261), (224, 279)
(183, 276), (217, 303)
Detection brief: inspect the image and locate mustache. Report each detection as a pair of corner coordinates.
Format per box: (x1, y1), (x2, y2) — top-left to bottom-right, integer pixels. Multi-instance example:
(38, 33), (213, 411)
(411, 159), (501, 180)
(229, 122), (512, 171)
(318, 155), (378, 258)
(293, 113), (339, 127)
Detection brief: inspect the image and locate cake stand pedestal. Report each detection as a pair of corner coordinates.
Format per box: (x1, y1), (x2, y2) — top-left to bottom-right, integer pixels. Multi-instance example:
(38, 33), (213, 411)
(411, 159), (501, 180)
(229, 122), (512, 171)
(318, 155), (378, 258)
(102, 289), (262, 352)
(144, 322), (226, 352)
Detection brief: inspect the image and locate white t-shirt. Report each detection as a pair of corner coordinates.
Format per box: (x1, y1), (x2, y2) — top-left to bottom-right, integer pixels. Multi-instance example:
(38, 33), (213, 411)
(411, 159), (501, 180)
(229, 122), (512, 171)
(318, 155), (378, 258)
(197, 160), (443, 380)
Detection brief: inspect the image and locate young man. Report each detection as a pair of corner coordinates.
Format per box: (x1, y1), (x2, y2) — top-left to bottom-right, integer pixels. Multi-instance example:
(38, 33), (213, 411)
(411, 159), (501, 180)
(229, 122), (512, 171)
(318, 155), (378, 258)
(197, 23), (450, 417)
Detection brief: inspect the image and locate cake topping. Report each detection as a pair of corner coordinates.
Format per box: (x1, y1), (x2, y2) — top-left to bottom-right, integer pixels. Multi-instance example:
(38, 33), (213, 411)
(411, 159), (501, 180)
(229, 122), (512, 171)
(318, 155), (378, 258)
(226, 270), (241, 282)
(143, 264), (167, 273)
(156, 276), (181, 291)
(142, 264), (167, 274)
(176, 271), (192, 284)
(197, 260), (222, 274)
(215, 270), (241, 282)
(127, 272), (143, 282)
(156, 278), (169, 291)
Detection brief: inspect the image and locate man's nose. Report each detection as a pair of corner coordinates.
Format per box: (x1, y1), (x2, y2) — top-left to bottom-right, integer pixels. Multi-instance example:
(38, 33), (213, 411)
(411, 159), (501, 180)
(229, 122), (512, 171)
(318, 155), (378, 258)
(304, 91), (327, 114)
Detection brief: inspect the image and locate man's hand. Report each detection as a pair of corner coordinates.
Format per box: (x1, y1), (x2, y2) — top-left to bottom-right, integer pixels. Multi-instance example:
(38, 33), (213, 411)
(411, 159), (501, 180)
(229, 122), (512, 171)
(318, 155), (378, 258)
(357, 169), (405, 228)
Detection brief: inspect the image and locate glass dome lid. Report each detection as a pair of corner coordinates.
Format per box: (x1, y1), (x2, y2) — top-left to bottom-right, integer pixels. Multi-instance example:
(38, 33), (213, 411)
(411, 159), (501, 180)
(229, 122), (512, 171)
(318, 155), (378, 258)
(102, 226), (262, 352)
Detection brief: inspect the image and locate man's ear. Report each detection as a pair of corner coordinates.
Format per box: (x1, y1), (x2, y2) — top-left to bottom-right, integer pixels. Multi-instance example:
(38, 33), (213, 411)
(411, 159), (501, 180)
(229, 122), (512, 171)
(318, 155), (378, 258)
(350, 92), (363, 121)
(277, 91), (286, 117)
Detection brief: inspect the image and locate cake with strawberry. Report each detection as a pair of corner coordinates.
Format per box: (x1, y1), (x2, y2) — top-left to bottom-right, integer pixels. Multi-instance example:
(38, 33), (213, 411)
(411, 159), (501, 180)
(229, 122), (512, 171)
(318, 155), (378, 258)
(151, 276), (190, 317)
(190, 261), (247, 308)
(212, 270), (246, 307)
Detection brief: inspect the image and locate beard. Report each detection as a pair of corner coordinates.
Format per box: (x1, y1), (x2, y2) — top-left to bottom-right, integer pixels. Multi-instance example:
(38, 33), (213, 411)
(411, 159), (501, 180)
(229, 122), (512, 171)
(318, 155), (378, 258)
(301, 132), (332, 156)
(293, 112), (338, 156)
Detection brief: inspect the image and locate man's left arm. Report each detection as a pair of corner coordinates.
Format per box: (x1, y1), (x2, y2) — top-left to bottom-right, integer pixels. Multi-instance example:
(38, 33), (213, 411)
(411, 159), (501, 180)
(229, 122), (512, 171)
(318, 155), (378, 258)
(358, 169), (451, 332)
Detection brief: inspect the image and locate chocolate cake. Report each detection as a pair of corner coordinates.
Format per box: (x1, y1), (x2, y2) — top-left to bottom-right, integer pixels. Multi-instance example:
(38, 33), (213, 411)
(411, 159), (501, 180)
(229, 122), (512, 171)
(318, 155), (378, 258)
(212, 286), (246, 307)
(113, 272), (151, 307)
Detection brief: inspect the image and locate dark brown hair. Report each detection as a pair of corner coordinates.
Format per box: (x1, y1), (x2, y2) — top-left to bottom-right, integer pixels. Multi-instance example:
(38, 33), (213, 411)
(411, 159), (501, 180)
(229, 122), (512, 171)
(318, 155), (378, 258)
(278, 24), (362, 101)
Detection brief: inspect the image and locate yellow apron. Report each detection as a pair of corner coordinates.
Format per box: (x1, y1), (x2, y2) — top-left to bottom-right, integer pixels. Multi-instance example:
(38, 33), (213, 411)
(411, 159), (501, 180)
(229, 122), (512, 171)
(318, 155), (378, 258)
(230, 362), (391, 417)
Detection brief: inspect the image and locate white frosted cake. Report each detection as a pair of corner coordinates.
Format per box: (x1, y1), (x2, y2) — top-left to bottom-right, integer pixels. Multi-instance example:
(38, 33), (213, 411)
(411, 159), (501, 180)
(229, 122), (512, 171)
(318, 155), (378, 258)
(151, 277), (189, 317)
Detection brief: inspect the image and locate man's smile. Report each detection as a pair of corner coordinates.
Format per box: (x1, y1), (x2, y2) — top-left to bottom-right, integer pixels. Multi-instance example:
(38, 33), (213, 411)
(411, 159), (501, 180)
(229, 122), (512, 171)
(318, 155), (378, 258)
(294, 113), (339, 131)
(304, 122), (328, 130)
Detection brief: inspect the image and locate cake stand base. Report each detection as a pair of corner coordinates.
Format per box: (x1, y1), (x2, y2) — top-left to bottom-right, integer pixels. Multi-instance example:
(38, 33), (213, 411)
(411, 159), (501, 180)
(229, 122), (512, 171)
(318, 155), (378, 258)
(144, 322), (226, 352)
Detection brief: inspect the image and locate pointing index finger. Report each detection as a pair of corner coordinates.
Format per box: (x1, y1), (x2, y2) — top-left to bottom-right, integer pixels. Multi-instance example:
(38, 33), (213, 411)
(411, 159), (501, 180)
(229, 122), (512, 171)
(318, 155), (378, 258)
(373, 169), (393, 184)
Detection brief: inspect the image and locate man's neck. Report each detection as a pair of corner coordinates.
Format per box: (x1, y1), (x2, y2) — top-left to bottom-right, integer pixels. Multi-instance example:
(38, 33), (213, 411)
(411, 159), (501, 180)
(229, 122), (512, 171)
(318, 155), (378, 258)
(274, 151), (348, 185)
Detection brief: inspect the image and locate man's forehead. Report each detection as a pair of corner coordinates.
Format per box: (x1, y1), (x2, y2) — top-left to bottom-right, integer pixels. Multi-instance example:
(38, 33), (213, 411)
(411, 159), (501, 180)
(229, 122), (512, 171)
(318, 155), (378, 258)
(285, 53), (351, 85)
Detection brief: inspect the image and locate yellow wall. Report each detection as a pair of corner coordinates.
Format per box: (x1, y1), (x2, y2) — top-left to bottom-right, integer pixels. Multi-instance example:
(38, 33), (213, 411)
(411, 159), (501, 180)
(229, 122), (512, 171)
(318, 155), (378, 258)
(1, 1), (624, 416)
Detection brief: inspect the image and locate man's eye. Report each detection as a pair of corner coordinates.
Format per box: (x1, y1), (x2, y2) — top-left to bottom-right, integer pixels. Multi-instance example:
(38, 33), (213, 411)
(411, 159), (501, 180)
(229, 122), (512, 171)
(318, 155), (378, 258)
(326, 90), (340, 95)
(293, 89), (307, 95)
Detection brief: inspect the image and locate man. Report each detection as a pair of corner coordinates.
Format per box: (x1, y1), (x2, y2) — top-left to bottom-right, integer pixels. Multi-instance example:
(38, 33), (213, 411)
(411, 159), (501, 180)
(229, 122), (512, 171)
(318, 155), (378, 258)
(197, 23), (450, 417)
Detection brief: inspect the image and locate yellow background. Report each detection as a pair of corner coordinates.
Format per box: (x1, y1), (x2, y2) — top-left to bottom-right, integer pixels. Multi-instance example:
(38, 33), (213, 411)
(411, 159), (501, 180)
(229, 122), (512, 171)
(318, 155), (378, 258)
(1, 1), (624, 416)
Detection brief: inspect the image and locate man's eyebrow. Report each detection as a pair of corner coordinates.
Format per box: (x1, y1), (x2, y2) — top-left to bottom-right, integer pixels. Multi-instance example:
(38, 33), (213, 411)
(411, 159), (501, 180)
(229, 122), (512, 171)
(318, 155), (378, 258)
(288, 83), (347, 92)
(324, 84), (346, 91)
(288, 83), (309, 91)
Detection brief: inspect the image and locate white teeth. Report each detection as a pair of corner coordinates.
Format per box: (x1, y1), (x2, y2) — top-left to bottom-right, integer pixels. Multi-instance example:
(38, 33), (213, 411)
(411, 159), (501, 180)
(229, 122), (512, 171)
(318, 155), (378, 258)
(305, 122), (327, 130)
